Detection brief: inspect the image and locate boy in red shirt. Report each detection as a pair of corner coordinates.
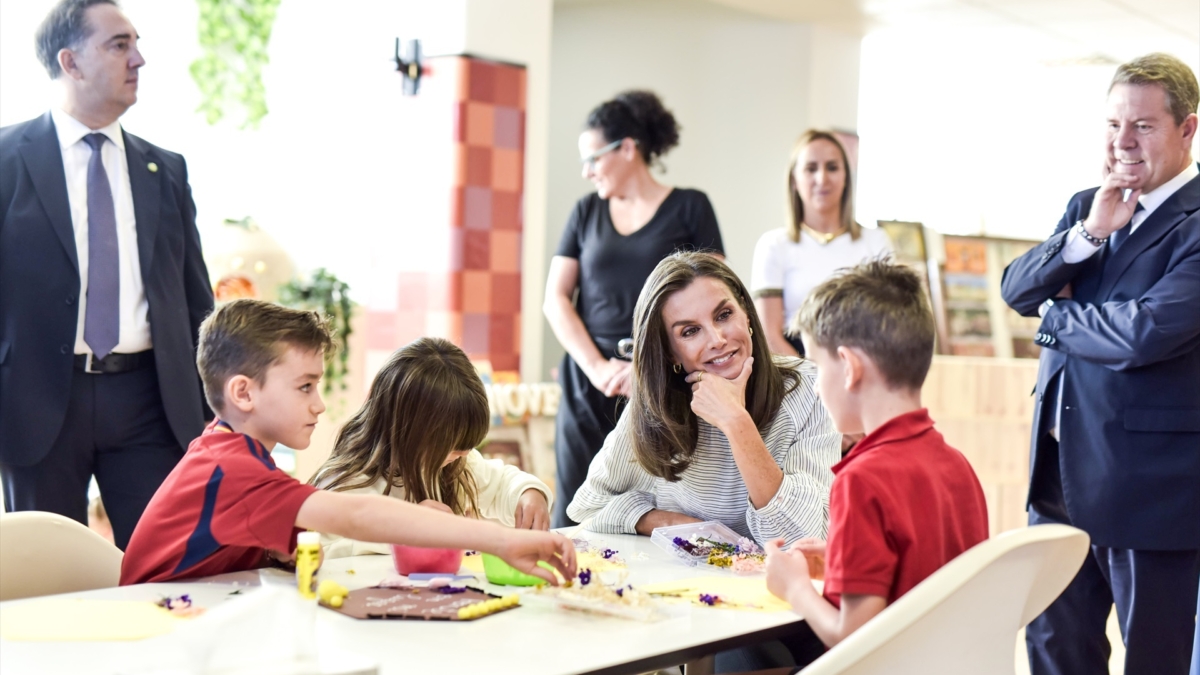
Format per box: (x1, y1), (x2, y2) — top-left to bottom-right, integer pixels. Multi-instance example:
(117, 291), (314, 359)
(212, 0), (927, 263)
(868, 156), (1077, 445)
(121, 300), (575, 585)
(764, 259), (988, 665)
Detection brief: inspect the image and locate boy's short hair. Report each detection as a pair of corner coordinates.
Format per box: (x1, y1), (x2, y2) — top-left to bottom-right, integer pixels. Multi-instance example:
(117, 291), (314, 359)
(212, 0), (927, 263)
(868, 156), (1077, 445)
(791, 258), (935, 390)
(197, 299), (335, 413)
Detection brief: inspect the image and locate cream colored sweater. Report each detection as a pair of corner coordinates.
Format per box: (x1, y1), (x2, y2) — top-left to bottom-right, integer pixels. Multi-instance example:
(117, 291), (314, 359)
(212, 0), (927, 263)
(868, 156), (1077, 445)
(318, 449), (553, 558)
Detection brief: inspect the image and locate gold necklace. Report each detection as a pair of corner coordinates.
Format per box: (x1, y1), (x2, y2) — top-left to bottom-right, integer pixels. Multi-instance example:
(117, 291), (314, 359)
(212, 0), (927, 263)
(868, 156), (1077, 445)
(801, 223), (846, 245)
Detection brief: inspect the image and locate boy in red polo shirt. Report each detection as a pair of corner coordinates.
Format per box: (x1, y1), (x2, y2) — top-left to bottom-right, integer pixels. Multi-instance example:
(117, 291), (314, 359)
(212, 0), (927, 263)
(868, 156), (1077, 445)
(121, 300), (576, 585)
(764, 259), (988, 665)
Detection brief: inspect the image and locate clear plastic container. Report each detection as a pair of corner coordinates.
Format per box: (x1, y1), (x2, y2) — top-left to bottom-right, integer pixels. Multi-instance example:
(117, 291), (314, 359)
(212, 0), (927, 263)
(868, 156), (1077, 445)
(650, 521), (747, 568)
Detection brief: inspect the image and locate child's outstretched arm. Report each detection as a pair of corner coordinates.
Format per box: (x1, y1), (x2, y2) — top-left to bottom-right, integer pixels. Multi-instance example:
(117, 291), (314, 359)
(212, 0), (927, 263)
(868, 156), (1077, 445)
(765, 540), (886, 648)
(296, 491), (576, 584)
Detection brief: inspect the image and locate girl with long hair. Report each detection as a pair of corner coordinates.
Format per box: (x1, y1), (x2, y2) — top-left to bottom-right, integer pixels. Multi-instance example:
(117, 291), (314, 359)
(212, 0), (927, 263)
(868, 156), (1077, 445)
(311, 338), (552, 558)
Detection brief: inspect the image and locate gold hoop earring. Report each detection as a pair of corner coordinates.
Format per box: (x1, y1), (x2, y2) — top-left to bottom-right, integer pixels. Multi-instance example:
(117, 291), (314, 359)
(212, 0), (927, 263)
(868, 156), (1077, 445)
(749, 326), (754, 336)
(672, 363), (681, 374)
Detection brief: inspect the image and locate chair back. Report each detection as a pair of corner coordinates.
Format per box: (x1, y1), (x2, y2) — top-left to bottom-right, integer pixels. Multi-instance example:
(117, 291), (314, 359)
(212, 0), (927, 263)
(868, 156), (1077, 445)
(0, 511), (124, 601)
(801, 524), (1090, 675)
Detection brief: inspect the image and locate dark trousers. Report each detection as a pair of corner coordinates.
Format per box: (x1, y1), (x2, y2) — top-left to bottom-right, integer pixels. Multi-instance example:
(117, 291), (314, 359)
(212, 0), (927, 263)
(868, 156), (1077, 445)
(0, 365), (184, 550)
(552, 351), (625, 528)
(1026, 505), (1200, 675)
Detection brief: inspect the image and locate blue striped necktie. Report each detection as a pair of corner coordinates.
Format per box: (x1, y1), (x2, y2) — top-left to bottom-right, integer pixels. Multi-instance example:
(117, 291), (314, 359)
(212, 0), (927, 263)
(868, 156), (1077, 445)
(83, 133), (120, 360)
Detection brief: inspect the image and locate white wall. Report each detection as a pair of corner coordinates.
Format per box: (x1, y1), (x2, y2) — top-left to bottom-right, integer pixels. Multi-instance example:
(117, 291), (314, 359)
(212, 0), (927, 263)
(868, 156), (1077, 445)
(542, 0), (859, 377)
(855, 26), (1200, 241)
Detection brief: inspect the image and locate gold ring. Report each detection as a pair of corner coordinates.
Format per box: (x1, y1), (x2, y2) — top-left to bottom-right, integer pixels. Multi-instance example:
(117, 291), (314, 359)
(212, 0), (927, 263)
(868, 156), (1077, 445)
(697, 371), (703, 381)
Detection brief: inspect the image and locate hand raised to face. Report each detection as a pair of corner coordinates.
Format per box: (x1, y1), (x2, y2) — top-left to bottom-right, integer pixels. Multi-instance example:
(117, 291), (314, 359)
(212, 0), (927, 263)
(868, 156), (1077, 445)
(684, 356), (753, 432)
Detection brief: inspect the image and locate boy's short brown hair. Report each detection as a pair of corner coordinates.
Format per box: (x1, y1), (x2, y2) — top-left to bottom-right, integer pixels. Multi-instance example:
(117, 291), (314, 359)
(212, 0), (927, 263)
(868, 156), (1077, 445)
(791, 258), (935, 390)
(197, 299), (335, 413)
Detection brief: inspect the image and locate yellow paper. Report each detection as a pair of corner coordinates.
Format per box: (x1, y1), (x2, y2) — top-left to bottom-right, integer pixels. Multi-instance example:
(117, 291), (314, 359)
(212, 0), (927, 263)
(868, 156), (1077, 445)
(638, 576), (793, 612)
(0, 599), (181, 641)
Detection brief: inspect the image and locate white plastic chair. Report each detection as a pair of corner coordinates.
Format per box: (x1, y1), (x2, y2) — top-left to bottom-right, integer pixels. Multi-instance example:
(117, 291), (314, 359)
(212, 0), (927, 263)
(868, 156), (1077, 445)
(0, 511), (124, 601)
(801, 523), (1090, 675)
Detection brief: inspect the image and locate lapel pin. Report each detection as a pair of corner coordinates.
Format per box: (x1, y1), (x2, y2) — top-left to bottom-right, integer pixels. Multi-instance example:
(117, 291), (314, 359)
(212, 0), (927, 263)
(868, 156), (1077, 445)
(147, 162), (158, 173)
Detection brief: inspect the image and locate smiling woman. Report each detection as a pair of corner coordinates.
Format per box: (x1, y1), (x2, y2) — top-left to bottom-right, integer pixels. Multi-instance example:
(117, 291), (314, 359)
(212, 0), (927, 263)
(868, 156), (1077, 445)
(567, 252), (841, 545)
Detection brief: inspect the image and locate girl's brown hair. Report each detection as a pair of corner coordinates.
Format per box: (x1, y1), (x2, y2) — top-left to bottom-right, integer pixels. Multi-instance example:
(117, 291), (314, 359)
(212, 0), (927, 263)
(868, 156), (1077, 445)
(785, 129), (859, 244)
(629, 251), (799, 481)
(310, 338), (487, 517)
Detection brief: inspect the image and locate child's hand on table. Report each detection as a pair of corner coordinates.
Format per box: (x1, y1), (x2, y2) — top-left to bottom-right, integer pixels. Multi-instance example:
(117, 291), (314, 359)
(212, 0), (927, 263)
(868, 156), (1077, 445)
(514, 489), (550, 530)
(496, 529), (577, 586)
(765, 538), (813, 602)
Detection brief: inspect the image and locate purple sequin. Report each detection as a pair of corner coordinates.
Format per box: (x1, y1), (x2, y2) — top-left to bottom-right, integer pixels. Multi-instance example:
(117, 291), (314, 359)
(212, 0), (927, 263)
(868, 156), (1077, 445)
(437, 586), (468, 594)
(601, 548), (617, 559)
(699, 593), (720, 606)
(578, 569), (592, 586)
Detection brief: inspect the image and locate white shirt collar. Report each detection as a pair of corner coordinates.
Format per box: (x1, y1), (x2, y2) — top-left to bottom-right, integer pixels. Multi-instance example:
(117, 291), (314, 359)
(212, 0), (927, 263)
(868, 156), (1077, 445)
(1138, 160), (1199, 218)
(49, 107), (125, 152)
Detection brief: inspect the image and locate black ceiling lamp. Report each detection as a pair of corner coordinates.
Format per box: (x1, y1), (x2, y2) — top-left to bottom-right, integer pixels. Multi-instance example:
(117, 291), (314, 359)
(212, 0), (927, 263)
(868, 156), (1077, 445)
(395, 38), (424, 96)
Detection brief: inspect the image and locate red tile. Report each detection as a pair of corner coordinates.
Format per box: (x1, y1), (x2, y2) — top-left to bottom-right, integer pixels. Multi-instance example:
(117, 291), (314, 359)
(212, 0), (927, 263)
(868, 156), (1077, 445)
(490, 272), (521, 314)
(465, 147), (493, 187)
(494, 65), (522, 108)
(462, 312), (490, 354)
(463, 271), (492, 313)
(492, 191), (522, 231)
(488, 313), (515, 359)
(492, 148), (522, 192)
(468, 59), (497, 103)
(490, 230), (521, 273)
(463, 229), (491, 270)
(449, 186), (465, 228)
(463, 186), (492, 230)
(493, 106), (521, 149)
(515, 68), (527, 112)
(491, 352), (519, 374)
(452, 101), (467, 143)
(451, 144), (468, 188)
(465, 101), (495, 147)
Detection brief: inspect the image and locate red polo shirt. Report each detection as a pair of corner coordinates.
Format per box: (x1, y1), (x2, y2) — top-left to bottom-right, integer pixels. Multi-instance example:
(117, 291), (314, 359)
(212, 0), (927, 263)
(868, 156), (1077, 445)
(120, 420), (317, 585)
(822, 409), (988, 607)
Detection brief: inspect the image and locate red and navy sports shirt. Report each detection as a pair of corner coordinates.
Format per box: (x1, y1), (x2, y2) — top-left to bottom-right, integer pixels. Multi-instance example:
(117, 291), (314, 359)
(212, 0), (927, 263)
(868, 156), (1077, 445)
(822, 409), (989, 608)
(120, 419), (317, 585)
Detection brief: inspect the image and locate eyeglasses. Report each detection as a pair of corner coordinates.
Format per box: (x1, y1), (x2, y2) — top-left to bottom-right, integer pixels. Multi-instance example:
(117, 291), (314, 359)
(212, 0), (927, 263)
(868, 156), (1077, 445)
(580, 140), (622, 168)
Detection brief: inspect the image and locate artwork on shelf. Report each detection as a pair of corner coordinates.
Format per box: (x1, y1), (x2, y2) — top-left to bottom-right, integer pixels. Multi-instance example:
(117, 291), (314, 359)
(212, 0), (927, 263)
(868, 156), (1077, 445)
(935, 234), (1042, 359)
(877, 220), (951, 353)
(878, 220), (927, 263)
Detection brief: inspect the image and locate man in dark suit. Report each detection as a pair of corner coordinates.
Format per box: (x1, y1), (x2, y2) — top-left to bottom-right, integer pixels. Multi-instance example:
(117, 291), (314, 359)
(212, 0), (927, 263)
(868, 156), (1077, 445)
(0, 0), (213, 549)
(1002, 52), (1200, 675)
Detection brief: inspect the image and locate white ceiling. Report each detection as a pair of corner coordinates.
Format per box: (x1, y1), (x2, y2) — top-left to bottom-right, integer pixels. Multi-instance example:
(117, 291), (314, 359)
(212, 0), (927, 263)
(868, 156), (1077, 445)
(560, 0), (1200, 66)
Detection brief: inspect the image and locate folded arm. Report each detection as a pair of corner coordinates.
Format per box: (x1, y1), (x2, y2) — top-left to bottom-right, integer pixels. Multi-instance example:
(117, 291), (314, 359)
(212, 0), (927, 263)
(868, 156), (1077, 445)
(565, 414), (660, 533)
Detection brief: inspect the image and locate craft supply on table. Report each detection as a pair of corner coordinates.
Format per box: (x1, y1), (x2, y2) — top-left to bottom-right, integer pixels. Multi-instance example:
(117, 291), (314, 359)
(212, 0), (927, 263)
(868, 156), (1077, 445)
(650, 521), (766, 573)
(529, 575), (686, 622)
(324, 585), (520, 621)
(638, 576), (792, 612)
(478, 553), (550, 586)
(295, 530), (321, 599)
(391, 543), (465, 575)
(317, 580), (350, 608)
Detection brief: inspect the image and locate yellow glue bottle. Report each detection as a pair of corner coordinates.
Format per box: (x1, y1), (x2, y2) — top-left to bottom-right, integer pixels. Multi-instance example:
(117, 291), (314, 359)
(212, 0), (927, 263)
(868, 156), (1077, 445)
(295, 531), (321, 600)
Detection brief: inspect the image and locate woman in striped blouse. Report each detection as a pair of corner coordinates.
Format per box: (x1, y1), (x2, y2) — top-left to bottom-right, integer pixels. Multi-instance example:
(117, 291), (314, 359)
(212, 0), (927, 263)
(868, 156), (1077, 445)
(567, 252), (841, 544)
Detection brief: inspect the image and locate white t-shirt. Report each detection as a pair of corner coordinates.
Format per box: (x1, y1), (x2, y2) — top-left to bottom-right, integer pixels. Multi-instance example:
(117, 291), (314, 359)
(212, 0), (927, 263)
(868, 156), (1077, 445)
(750, 226), (894, 324)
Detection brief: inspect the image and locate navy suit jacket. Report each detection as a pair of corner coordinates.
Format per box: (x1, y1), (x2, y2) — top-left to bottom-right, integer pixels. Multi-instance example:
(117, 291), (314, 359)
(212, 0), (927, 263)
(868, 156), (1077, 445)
(1001, 167), (1200, 551)
(0, 112), (214, 466)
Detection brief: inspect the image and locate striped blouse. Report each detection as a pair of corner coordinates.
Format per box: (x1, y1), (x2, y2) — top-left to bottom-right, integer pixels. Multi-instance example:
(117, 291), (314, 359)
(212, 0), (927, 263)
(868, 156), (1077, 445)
(567, 358), (841, 544)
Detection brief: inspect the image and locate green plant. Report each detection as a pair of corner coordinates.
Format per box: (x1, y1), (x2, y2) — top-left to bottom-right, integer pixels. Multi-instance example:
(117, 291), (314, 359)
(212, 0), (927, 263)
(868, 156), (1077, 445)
(279, 269), (353, 394)
(190, 0), (282, 128)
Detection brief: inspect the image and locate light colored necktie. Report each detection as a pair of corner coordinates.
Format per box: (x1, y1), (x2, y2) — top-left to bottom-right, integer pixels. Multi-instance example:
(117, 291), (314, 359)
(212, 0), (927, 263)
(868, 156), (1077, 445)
(83, 133), (120, 360)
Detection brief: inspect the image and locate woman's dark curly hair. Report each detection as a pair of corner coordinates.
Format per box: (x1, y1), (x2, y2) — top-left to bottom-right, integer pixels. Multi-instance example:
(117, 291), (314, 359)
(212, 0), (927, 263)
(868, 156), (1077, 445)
(586, 90), (680, 167)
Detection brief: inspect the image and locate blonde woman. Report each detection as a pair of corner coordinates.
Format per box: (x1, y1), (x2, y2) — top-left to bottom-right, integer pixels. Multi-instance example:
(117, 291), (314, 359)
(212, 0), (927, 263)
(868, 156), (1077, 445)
(750, 130), (892, 357)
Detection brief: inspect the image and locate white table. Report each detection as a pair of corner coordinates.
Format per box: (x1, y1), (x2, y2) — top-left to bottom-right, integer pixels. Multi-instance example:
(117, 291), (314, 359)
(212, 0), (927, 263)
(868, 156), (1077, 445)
(0, 531), (805, 675)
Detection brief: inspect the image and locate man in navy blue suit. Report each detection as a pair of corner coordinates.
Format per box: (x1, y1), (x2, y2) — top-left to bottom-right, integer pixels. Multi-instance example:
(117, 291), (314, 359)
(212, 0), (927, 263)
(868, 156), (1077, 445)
(0, 0), (213, 548)
(1002, 52), (1200, 675)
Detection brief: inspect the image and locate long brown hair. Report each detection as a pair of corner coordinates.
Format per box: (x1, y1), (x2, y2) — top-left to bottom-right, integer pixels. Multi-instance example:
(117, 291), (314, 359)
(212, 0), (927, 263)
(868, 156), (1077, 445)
(310, 338), (486, 517)
(785, 129), (859, 244)
(629, 252), (799, 481)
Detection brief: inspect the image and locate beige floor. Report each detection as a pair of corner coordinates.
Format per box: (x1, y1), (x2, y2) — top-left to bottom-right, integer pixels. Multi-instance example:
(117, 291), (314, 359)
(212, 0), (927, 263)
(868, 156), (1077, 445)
(1015, 608), (1126, 675)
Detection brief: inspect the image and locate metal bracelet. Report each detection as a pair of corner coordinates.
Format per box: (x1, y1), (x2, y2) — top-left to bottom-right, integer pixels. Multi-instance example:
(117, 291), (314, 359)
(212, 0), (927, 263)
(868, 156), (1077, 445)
(1075, 220), (1108, 246)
